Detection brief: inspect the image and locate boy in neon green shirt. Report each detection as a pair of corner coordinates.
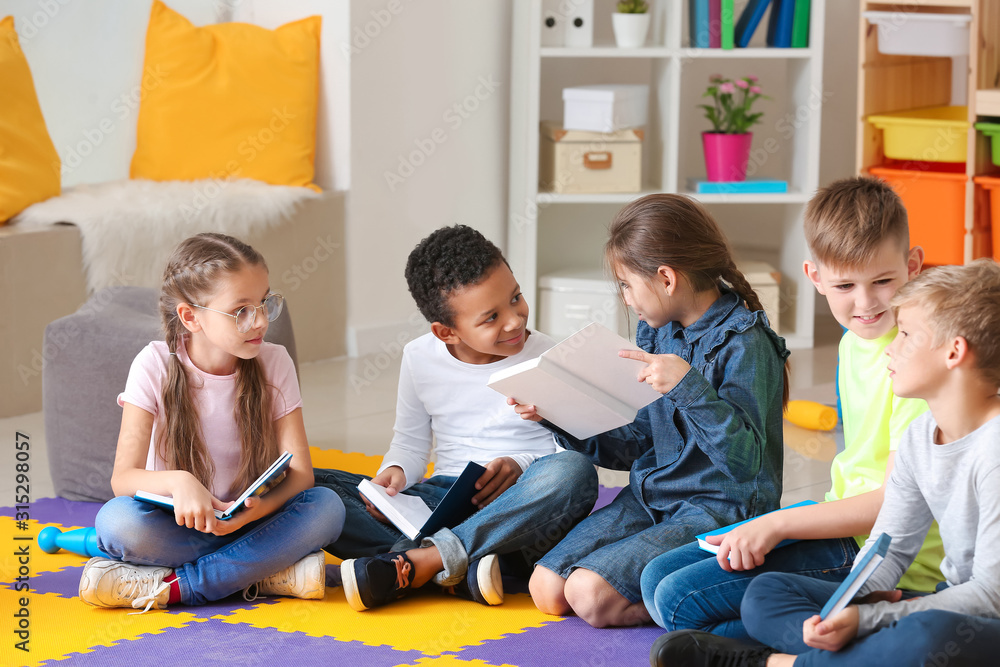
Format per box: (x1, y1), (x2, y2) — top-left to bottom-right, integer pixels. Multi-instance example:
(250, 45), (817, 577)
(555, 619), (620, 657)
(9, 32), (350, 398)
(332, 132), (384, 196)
(642, 177), (944, 656)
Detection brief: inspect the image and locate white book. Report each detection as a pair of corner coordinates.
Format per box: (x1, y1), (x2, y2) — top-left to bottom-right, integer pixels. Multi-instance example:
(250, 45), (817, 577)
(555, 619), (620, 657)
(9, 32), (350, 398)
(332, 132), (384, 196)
(135, 451), (293, 521)
(357, 479), (433, 540)
(487, 322), (660, 440)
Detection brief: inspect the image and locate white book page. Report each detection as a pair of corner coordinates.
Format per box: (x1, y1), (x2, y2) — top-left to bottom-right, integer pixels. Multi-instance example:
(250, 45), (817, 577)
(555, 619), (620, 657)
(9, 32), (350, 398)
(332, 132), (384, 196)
(358, 479), (432, 540)
(827, 554), (884, 618)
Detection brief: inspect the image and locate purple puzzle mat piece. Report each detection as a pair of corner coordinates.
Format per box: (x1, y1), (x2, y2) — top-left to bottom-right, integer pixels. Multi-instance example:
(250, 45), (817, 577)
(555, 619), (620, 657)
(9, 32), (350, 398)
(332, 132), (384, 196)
(4, 565), (84, 597)
(39, 617), (428, 667)
(594, 484), (623, 512)
(448, 616), (662, 667)
(0, 496), (103, 526)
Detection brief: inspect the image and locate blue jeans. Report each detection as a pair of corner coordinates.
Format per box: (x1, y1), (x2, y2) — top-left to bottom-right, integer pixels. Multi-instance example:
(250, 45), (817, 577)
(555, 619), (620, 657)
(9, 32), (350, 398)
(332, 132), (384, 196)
(641, 537), (859, 640)
(742, 573), (1000, 665)
(95, 487), (345, 605)
(315, 450), (599, 586)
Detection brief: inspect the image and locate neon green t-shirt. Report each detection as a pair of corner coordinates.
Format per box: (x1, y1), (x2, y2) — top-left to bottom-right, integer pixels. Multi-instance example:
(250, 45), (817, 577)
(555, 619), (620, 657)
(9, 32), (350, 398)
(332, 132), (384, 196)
(827, 328), (944, 592)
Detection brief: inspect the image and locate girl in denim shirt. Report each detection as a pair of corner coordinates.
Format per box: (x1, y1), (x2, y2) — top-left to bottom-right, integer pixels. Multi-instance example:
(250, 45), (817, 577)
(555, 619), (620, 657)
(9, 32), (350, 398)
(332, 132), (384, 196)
(512, 194), (789, 628)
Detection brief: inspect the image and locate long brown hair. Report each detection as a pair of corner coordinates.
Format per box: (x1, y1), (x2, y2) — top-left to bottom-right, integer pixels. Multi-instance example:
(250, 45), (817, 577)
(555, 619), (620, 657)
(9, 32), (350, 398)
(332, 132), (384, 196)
(606, 194), (789, 407)
(159, 233), (279, 498)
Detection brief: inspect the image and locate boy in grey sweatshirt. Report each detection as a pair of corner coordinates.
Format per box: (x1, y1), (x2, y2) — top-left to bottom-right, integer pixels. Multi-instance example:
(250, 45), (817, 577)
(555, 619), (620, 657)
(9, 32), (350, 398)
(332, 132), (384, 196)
(652, 260), (1000, 667)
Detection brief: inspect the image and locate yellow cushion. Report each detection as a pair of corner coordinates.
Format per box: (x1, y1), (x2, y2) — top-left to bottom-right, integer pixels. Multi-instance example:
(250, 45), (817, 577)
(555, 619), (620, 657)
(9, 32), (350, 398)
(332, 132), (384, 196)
(130, 1), (321, 190)
(0, 16), (61, 223)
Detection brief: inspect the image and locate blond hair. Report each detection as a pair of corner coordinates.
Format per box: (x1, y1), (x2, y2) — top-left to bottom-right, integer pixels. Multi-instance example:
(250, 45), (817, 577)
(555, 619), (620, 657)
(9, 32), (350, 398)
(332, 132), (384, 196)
(804, 177), (909, 269)
(606, 193), (789, 406)
(891, 259), (1000, 388)
(159, 233), (279, 499)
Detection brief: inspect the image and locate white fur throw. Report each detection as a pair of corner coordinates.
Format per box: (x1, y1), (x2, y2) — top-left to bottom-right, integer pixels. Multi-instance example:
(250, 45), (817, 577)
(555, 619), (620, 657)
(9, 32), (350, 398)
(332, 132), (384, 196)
(14, 179), (321, 293)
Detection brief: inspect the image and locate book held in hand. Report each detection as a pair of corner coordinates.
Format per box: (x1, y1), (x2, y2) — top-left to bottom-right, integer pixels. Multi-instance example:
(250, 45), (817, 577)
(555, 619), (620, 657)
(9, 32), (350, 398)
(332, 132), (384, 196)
(695, 500), (818, 554)
(820, 532), (892, 619)
(487, 322), (660, 440)
(358, 461), (487, 542)
(135, 450), (293, 521)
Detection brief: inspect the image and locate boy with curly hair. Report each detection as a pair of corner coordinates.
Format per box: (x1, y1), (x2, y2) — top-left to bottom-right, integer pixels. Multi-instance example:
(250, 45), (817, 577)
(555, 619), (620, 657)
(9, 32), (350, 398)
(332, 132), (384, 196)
(314, 225), (598, 611)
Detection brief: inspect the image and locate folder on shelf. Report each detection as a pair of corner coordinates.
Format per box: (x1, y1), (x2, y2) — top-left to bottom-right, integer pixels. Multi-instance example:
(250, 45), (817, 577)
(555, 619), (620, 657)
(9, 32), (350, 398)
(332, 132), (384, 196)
(689, 179), (788, 194)
(709, 0), (722, 48)
(689, 0), (710, 48)
(791, 0), (811, 48)
(767, 0), (795, 47)
(721, 0), (735, 49)
(735, 0), (772, 48)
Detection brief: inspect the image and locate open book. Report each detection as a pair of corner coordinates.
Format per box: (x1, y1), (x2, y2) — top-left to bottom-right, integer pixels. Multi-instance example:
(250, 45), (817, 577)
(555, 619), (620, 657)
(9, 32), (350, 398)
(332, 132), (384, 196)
(486, 322), (660, 440)
(135, 451), (293, 521)
(695, 500), (818, 554)
(820, 532), (892, 619)
(358, 461), (486, 541)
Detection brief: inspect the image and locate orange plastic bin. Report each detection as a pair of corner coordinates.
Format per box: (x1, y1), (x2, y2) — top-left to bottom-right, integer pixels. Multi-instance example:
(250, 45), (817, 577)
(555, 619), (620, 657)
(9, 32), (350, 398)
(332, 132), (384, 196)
(870, 164), (968, 265)
(974, 175), (1000, 260)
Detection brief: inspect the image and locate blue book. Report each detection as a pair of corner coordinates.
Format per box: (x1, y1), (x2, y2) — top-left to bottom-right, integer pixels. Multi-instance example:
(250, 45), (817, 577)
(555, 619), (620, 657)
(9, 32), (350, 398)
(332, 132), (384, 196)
(690, 179), (788, 194)
(820, 533), (892, 619)
(766, 0), (795, 47)
(696, 500), (817, 554)
(689, 0), (710, 47)
(735, 0), (772, 48)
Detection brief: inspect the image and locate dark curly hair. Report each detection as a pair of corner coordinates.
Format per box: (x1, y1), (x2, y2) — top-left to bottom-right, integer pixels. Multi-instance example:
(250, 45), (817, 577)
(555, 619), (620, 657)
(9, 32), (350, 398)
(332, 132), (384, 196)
(405, 225), (508, 326)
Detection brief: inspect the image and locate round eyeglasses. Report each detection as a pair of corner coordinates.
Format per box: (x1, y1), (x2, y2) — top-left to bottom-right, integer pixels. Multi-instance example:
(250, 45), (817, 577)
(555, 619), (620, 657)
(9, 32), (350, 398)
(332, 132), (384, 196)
(190, 293), (284, 334)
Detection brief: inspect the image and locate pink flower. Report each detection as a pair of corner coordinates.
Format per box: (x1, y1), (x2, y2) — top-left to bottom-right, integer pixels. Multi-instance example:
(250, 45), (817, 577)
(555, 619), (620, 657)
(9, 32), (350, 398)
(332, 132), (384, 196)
(734, 79), (750, 89)
(718, 82), (736, 94)
(710, 74), (725, 83)
(750, 86), (762, 94)
(746, 75), (759, 82)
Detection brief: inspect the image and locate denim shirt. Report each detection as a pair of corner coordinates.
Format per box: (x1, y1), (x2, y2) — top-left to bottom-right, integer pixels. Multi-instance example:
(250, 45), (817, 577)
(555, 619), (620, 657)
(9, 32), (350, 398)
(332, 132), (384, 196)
(545, 288), (788, 528)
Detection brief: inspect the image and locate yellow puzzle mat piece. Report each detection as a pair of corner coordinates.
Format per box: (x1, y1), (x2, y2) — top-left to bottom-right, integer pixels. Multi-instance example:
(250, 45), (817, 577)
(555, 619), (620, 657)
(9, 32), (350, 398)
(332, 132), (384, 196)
(0, 588), (199, 667)
(0, 517), (92, 580)
(410, 656), (520, 667)
(309, 446), (434, 478)
(220, 589), (558, 655)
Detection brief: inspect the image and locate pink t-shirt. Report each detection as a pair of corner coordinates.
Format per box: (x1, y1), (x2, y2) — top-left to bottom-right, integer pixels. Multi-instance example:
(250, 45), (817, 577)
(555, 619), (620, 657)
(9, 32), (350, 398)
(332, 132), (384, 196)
(117, 339), (302, 501)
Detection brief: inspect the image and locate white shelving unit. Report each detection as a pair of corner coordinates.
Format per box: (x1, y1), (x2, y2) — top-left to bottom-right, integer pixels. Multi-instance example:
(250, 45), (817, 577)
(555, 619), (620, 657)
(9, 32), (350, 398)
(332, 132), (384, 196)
(508, 0), (826, 349)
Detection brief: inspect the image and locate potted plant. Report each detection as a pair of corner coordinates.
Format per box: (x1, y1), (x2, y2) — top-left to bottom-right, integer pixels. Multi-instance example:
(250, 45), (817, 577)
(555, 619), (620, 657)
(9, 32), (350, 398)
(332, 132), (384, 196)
(612, 0), (651, 49)
(699, 74), (766, 182)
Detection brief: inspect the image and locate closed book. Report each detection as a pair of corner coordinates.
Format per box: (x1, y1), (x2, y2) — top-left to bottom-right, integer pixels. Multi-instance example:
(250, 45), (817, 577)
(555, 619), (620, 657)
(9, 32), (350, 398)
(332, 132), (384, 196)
(689, 0), (710, 47)
(695, 500), (817, 554)
(487, 322), (660, 440)
(709, 0), (722, 47)
(820, 533), (892, 619)
(358, 461), (486, 541)
(791, 0), (811, 47)
(690, 178), (788, 194)
(721, 0), (735, 49)
(767, 0), (795, 47)
(135, 451), (293, 521)
(735, 0), (772, 48)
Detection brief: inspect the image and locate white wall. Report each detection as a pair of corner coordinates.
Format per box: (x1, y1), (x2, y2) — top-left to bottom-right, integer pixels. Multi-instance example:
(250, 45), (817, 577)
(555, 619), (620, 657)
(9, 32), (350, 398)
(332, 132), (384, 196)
(344, 0), (512, 354)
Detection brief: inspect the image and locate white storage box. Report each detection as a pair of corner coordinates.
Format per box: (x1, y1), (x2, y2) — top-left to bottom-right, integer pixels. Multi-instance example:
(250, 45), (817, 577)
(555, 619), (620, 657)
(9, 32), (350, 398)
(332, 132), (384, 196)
(738, 261), (781, 333)
(539, 269), (630, 341)
(563, 84), (649, 132)
(539, 121), (642, 194)
(863, 11), (971, 57)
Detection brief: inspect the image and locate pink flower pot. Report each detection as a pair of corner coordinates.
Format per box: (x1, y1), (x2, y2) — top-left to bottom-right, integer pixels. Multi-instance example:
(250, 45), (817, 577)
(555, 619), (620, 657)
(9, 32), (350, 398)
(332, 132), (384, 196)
(702, 132), (753, 182)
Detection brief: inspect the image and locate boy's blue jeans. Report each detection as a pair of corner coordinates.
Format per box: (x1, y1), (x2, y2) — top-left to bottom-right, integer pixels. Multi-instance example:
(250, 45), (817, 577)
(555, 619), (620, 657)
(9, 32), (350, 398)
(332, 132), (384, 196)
(742, 572), (1000, 666)
(95, 487), (345, 605)
(315, 450), (599, 586)
(641, 537), (859, 640)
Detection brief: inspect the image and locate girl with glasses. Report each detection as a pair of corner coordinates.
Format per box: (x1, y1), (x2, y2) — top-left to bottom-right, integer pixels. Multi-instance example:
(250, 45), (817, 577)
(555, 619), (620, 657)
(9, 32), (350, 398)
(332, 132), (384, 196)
(79, 233), (344, 612)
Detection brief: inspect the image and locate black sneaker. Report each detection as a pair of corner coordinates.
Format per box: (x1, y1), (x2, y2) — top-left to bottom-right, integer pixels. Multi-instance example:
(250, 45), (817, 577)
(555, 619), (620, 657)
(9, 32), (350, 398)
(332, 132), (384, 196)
(341, 551), (416, 611)
(442, 554), (503, 606)
(650, 630), (774, 667)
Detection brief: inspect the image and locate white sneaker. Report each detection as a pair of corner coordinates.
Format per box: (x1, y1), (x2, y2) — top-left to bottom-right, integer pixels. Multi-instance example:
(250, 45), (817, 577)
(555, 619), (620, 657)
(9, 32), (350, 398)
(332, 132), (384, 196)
(245, 551), (326, 601)
(79, 557), (172, 614)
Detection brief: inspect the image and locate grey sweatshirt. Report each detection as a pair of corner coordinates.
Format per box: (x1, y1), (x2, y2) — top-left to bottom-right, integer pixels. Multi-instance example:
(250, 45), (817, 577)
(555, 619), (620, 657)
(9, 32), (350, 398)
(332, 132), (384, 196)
(855, 412), (1000, 636)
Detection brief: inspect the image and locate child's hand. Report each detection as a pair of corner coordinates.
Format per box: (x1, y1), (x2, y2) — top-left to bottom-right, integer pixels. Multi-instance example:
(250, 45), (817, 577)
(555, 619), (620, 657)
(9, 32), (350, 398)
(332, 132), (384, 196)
(363, 466), (407, 524)
(507, 397), (542, 422)
(472, 456), (522, 508)
(211, 497), (261, 536)
(709, 514), (784, 572)
(618, 350), (691, 394)
(802, 607), (859, 652)
(171, 473), (227, 534)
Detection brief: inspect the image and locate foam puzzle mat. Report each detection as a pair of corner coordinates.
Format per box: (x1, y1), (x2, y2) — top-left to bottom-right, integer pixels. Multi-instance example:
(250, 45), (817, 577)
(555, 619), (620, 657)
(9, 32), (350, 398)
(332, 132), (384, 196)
(0, 449), (661, 667)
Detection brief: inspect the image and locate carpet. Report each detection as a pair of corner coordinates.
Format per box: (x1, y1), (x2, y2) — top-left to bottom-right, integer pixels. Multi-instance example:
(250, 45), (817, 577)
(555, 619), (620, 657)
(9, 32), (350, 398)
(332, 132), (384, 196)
(0, 449), (661, 667)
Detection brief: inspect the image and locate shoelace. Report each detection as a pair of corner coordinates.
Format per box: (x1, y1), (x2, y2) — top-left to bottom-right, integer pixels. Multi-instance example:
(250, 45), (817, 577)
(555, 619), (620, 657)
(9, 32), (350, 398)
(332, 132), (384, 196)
(117, 572), (169, 615)
(392, 555), (412, 590)
(243, 567), (292, 602)
(243, 582), (261, 602)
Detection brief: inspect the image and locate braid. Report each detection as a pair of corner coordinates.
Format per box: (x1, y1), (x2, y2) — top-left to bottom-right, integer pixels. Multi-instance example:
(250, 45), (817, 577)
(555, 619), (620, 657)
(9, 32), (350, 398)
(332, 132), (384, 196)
(720, 262), (765, 314)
